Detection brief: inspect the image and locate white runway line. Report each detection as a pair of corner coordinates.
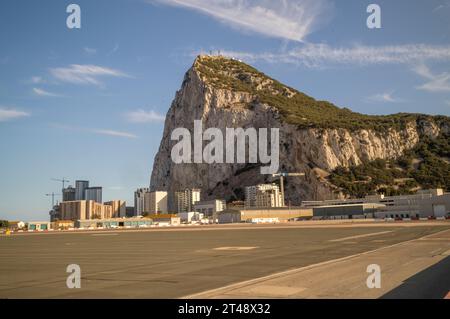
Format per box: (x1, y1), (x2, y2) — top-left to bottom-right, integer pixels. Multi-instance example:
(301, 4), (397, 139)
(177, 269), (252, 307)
(213, 246), (258, 251)
(328, 231), (393, 242)
(182, 229), (450, 299)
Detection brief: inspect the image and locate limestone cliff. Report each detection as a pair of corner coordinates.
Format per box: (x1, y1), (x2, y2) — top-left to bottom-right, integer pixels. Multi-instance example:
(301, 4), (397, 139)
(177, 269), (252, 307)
(150, 55), (450, 208)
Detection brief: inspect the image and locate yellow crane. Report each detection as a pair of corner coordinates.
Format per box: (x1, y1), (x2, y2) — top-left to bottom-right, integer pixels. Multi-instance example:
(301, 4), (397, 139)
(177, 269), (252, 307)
(272, 172), (305, 207)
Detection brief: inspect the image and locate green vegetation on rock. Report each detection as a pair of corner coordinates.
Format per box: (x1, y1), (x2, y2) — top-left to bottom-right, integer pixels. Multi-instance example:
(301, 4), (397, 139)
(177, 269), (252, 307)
(328, 133), (450, 197)
(194, 55), (449, 132)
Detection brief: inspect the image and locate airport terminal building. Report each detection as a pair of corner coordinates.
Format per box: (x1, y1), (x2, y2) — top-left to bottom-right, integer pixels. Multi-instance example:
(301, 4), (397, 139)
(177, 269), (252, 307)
(303, 189), (450, 219)
(312, 203), (385, 220)
(218, 207), (313, 224)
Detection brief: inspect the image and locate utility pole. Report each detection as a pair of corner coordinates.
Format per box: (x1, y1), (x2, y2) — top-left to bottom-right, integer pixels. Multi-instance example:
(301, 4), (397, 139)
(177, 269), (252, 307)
(272, 172), (305, 207)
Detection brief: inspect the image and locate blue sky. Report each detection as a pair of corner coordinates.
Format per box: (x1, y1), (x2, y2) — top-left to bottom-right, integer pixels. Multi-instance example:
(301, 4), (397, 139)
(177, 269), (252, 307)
(1, 0), (450, 221)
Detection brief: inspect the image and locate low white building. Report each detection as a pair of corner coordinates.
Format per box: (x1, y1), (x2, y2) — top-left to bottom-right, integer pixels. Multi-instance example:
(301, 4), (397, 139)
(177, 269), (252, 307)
(248, 218), (280, 224)
(194, 199), (226, 217)
(178, 212), (204, 223)
(27, 221), (51, 231)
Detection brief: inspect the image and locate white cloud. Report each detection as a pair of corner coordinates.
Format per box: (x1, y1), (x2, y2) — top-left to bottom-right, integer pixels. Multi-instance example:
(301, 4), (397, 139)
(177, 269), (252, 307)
(49, 64), (130, 86)
(0, 107), (30, 122)
(152, 0), (331, 42)
(93, 129), (138, 139)
(53, 124), (138, 139)
(30, 76), (44, 84)
(367, 92), (404, 103)
(125, 109), (165, 123)
(32, 87), (62, 97)
(445, 100), (450, 106)
(433, 2), (450, 12)
(413, 64), (450, 93)
(84, 47), (97, 55)
(215, 43), (450, 68)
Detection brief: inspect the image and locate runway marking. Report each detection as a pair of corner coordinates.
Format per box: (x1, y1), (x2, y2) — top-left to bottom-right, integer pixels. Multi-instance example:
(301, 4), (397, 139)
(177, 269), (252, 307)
(4, 221), (449, 237)
(238, 285), (306, 297)
(182, 229), (450, 299)
(430, 248), (441, 255)
(90, 233), (118, 236)
(329, 231), (393, 242)
(213, 246), (258, 251)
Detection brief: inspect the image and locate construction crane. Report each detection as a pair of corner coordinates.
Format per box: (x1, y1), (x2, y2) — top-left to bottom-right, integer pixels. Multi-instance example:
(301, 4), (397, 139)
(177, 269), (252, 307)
(51, 177), (70, 190)
(45, 192), (61, 208)
(272, 172), (305, 207)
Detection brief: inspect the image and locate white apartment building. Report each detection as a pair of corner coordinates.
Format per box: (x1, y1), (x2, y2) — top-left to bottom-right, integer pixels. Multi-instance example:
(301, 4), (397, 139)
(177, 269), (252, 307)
(175, 189), (201, 213)
(245, 184), (283, 208)
(148, 191), (168, 214)
(134, 188), (150, 216)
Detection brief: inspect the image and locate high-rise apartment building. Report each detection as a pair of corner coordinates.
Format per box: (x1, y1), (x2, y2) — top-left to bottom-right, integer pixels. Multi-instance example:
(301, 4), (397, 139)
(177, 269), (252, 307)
(148, 191), (168, 214)
(85, 187), (102, 203)
(245, 184), (283, 208)
(175, 189), (201, 213)
(134, 188), (150, 216)
(62, 186), (76, 202)
(104, 200), (126, 218)
(60, 200), (113, 221)
(75, 180), (89, 201)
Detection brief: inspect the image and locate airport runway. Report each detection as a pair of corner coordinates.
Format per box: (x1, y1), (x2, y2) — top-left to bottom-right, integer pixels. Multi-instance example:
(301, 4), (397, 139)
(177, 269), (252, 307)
(0, 222), (449, 298)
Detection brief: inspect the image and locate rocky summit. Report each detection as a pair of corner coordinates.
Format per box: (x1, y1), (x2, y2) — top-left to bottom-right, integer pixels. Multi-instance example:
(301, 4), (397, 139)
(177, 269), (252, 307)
(150, 55), (450, 208)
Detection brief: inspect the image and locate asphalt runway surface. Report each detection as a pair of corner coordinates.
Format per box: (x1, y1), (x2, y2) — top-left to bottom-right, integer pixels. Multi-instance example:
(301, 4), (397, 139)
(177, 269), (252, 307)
(0, 223), (449, 298)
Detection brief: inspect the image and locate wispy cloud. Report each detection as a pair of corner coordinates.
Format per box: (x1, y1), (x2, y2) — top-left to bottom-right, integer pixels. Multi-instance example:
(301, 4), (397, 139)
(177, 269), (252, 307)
(107, 43), (120, 56)
(53, 124), (138, 139)
(125, 109), (165, 123)
(367, 92), (404, 103)
(214, 43), (450, 68)
(83, 47), (97, 55)
(30, 76), (45, 84)
(433, 1), (450, 12)
(413, 64), (450, 92)
(0, 107), (30, 122)
(445, 100), (450, 106)
(49, 64), (130, 86)
(32, 87), (62, 97)
(93, 129), (138, 139)
(151, 0), (332, 42)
